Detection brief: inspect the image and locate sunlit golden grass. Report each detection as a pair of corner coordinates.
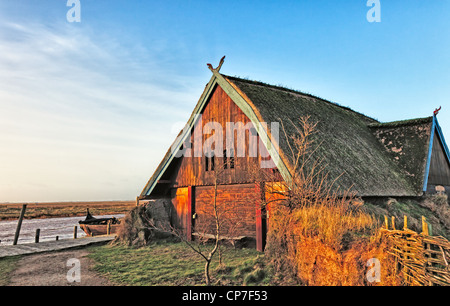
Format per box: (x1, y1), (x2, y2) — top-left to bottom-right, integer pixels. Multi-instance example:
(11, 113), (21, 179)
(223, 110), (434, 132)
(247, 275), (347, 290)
(291, 200), (378, 249)
(266, 199), (403, 286)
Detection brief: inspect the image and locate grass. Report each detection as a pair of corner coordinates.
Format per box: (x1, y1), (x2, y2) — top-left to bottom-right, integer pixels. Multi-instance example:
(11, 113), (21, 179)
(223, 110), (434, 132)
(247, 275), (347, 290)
(363, 197), (450, 238)
(0, 201), (135, 220)
(266, 199), (381, 286)
(88, 240), (271, 286)
(0, 256), (21, 286)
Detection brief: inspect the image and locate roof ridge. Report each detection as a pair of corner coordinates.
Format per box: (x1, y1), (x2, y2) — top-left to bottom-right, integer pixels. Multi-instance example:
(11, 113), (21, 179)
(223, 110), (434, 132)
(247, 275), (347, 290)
(223, 74), (378, 123)
(368, 116), (433, 128)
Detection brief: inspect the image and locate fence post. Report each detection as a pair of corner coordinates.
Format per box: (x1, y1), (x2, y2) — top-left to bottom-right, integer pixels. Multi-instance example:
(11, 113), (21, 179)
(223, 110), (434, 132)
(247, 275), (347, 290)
(73, 226), (78, 239)
(35, 229), (40, 243)
(422, 216), (429, 236)
(391, 216), (396, 230)
(107, 220), (111, 235)
(384, 215), (389, 229)
(13, 204), (27, 245)
(403, 215), (408, 230)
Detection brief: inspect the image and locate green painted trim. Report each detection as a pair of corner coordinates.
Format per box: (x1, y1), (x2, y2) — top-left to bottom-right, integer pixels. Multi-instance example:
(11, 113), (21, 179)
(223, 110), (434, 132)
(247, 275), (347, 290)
(212, 71), (292, 185)
(140, 76), (218, 197)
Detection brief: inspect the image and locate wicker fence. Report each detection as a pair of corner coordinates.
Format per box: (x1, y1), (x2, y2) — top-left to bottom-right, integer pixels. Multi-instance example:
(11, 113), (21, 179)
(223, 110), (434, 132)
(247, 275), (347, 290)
(381, 215), (450, 286)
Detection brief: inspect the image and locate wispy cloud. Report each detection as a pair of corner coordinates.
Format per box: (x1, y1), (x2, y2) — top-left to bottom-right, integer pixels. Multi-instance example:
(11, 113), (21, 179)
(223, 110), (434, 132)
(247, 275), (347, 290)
(0, 19), (203, 202)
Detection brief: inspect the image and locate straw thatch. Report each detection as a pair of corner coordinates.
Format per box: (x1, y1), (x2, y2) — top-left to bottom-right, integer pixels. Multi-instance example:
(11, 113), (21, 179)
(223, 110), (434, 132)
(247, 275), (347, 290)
(225, 76), (432, 197)
(141, 72), (444, 199)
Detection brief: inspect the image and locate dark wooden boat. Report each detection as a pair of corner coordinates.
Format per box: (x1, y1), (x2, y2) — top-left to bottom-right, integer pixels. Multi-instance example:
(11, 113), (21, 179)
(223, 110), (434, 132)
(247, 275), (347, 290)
(78, 209), (121, 236)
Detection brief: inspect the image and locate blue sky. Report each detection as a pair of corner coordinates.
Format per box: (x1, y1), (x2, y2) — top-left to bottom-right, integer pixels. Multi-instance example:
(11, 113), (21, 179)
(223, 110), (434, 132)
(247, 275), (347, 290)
(0, 0), (449, 202)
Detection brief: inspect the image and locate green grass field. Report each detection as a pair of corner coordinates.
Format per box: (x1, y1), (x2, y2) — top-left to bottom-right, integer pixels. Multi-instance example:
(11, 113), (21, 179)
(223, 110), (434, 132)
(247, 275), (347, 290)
(0, 256), (21, 286)
(88, 241), (271, 286)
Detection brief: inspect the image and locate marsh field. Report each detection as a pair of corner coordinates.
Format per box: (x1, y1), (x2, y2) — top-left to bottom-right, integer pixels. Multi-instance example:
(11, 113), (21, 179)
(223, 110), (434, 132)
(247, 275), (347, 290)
(0, 201), (135, 221)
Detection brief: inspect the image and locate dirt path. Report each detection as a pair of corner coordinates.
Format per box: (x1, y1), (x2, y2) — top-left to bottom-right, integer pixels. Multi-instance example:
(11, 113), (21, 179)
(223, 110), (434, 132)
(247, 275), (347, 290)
(8, 249), (113, 286)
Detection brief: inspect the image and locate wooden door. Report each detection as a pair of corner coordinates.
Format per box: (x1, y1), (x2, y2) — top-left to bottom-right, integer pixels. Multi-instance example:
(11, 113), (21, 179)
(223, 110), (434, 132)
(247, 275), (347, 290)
(170, 187), (193, 241)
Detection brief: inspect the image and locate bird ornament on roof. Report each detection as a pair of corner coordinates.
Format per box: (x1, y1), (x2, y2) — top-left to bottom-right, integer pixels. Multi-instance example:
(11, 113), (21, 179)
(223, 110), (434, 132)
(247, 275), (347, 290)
(207, 56), (226, 72)
(434, 106), (441, 116)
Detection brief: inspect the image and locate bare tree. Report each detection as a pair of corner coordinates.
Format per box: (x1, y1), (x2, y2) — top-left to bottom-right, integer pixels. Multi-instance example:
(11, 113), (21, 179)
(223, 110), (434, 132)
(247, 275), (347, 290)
(147, 157), (237, 286)
(252, 116), (348, 212)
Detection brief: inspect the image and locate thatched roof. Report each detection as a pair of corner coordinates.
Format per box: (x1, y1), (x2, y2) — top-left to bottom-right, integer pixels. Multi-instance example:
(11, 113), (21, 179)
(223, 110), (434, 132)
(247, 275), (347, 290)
(224, 76), (431, 197)
(368, 117), (433, 193)
(141, 70), (442, 198)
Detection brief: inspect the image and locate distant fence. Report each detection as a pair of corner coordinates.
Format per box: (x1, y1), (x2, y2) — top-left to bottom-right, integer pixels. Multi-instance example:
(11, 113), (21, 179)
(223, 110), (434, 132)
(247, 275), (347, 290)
(381, 215), (450, 286)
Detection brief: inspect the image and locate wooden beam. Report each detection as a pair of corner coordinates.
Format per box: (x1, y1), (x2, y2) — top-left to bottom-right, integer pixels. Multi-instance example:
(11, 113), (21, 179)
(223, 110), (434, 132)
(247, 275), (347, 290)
(35, 229), (40, 243)
(216, 56), (226, 72)
(422, 216), (429, 236)
(187, 186), (194, 241)
(13, 204), (27, 245)
(255, 183), (265, 252)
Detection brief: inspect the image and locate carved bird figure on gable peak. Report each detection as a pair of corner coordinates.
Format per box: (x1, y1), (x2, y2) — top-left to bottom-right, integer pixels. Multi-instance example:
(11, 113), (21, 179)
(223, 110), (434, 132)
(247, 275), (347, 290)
(434, 106), (441, 116)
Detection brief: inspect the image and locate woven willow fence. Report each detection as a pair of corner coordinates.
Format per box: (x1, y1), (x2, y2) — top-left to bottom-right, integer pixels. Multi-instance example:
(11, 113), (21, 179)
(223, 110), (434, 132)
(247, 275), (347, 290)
(381, 215), (450, 286)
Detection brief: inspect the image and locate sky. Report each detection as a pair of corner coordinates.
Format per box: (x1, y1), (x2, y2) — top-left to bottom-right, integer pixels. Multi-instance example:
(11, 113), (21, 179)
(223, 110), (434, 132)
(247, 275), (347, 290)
(0, 0), (449, 202)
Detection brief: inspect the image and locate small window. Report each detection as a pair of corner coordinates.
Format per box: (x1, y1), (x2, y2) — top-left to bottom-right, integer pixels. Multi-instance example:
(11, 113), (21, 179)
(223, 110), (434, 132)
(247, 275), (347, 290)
(223, 149), (228, 169)
(205, 153), (215, 172)
(223, 149), (235, 169)
(210, 155), (215, 171)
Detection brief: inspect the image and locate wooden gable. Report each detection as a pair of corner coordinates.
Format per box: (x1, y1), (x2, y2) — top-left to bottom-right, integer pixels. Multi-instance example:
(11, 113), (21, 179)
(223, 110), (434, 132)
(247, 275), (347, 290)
(153, 83), (277, 195)
(426, 119), (450, 191)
